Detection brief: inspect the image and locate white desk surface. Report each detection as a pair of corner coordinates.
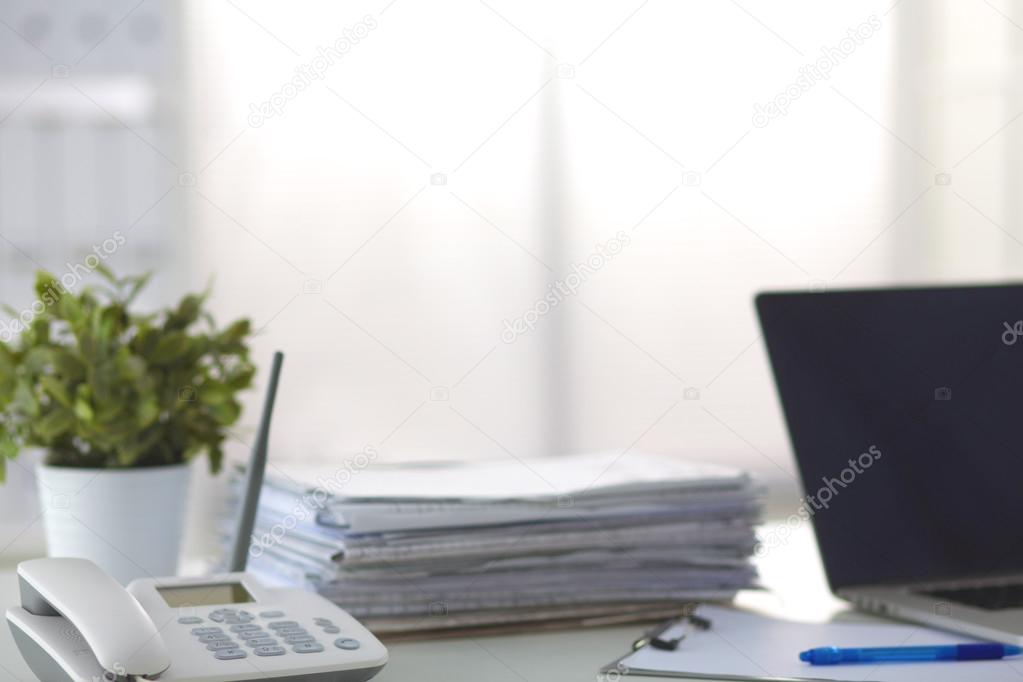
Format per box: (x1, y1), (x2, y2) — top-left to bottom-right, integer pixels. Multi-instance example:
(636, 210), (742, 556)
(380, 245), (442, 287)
(0, 524), (853, 682)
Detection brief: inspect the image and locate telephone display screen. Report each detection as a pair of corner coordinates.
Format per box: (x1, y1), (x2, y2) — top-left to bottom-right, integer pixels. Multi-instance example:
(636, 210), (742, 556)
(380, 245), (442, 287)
(157, 582), (254, 607)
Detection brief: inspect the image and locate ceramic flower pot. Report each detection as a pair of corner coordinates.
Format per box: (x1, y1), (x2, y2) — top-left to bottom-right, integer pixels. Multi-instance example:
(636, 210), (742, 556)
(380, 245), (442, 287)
(35, 461), (191, 584)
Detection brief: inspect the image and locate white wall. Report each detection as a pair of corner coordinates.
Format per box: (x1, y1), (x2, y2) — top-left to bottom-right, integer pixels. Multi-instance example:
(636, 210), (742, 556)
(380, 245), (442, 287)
(180, 0), (900, 545)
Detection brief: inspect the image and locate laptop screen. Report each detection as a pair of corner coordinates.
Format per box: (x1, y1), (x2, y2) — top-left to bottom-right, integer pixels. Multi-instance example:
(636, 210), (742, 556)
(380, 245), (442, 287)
(757, 285), (1023, 591)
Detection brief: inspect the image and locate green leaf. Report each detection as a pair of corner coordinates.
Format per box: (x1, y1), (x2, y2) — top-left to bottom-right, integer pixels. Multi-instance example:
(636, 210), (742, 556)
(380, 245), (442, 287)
(150, 331), (189, 364)
(73, 402), (94, 423)
(0, 432), (18, 460)
(34, 271), (60, 302)
(136, 398), (159, 427)
(33, 408), (75, 441)
(198, 381), (233, 405)
(13, 381), (39, 417)
(92, 262), (117, 285)
(39, 376), (72, 408)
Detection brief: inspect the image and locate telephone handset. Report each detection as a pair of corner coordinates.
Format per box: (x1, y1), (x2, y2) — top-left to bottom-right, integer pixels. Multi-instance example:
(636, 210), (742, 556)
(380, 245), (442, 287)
(13, 557), (171, 678)
(6, 353), (388, 680)
(7, 557), (388, 681)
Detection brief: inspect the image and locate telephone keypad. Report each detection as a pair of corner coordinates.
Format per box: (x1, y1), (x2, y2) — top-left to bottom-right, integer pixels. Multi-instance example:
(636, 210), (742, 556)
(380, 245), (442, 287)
(189, 612), (338, 659)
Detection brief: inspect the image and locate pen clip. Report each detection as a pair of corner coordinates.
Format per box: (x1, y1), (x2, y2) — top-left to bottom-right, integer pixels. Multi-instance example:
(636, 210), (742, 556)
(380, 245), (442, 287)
(632, 611), (712, 651)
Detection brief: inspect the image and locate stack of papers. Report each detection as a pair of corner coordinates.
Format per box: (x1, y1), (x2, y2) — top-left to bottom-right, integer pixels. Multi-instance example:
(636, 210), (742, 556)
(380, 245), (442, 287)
(224, 452), (762, 633)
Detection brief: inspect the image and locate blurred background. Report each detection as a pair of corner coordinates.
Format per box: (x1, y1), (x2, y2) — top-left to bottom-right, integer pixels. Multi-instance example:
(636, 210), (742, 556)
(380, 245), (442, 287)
(0, 0), (1019, 564)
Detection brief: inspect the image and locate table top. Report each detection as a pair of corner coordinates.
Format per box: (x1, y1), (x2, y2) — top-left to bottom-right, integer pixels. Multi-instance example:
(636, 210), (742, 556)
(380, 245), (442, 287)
(0, 523), (849, 682)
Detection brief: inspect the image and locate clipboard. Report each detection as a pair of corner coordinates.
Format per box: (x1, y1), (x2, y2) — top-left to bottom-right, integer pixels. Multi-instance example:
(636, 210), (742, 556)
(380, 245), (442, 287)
(600, 607), (859, 682)
(598, 604), (1013, 682)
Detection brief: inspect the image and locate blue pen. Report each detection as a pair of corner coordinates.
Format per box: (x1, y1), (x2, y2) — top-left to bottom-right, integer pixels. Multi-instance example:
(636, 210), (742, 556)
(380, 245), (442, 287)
(799, 643), (1023, 665)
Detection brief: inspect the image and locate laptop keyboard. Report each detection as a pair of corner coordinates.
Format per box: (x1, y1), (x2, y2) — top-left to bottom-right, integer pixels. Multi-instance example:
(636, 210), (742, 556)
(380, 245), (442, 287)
(920, 584), (1023, 611)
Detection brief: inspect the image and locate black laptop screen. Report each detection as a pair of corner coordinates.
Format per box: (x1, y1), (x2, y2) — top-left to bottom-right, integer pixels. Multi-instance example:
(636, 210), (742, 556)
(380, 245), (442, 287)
(757, 285), (1023, 591)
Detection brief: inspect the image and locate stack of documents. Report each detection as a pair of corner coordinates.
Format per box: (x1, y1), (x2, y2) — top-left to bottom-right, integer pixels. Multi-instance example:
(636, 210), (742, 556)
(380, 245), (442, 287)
(225, 452), (762, 633)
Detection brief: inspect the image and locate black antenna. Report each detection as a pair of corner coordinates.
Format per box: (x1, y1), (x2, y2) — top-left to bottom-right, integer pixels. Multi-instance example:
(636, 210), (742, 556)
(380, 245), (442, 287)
(229, 351), (284, 572)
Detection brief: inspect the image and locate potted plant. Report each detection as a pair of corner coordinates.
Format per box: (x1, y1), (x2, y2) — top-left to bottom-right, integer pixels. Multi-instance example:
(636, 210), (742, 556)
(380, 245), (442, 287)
(0, 268), (253, 583)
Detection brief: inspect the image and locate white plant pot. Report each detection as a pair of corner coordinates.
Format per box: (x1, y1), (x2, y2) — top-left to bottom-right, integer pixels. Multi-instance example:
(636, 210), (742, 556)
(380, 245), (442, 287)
(36, 462), (191, 585)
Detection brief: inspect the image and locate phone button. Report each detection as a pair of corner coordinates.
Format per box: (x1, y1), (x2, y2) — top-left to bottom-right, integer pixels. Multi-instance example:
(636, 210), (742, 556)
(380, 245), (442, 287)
(244, 637), (278, 647)
(178, 617), (203, 624)
(260, 610), (285, 618)
(191, 627), (223, 636)
(268, 621), (300, 630)
(254, 645), (287, 657)
(334, 638), (361, 650)
(285, 634), (315, 644)
(293, 642), (325, 654)
(238, 630), (270, 640)
(198, 634), (231, 643)
(215, 648), (248, 660)
(322, 626), (340, 634)
(207, 641), (238, 651)
(230, 624), (262, 633)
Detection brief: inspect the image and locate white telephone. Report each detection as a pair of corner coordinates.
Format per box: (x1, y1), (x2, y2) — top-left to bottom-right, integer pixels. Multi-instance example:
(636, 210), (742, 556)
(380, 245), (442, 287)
(6, 557), (388, 681)
(5, 353), (388, 681)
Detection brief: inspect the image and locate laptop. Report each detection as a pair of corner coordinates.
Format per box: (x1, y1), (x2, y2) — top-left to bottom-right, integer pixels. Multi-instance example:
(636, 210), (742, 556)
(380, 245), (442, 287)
(757, 284), (1023, 645)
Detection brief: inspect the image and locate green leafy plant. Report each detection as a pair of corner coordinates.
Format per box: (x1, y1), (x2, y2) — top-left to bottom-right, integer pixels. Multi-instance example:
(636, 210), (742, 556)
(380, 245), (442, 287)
(0, 268), (254, 481)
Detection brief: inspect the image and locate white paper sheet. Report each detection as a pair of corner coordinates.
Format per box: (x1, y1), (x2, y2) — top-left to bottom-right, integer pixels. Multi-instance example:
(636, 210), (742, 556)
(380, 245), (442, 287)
(613, 606), (1023, 681)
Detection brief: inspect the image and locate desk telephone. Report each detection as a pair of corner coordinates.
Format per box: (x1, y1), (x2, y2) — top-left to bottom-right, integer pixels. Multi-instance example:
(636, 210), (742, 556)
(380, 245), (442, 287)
(5, 352), (388, 681)
(7, 557), (387, 681)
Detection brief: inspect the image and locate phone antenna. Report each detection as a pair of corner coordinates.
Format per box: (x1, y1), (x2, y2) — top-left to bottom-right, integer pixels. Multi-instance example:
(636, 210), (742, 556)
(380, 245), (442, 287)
(229, 351), (284, 572)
